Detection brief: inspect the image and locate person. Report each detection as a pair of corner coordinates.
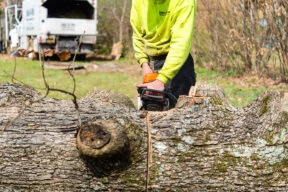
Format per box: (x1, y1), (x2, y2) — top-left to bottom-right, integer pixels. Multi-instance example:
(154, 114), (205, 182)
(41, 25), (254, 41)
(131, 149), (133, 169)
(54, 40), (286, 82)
(130, 0), (197, 103)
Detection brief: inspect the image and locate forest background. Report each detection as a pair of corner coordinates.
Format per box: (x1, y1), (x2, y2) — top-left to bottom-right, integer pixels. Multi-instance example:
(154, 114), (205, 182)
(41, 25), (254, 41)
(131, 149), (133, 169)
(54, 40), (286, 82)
(97, 0), (288, 81)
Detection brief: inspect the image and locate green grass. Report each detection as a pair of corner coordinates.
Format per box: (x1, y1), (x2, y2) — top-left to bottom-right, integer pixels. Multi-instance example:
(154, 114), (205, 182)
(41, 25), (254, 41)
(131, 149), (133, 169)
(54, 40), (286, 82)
(0, 57), (283, 108)
(196, 68), (270, 107)
(0, 58), (141, 104)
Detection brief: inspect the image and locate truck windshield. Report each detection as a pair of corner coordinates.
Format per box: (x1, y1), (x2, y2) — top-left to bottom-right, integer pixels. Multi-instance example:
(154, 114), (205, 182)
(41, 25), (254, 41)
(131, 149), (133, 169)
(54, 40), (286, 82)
(42, 0), (94, 19)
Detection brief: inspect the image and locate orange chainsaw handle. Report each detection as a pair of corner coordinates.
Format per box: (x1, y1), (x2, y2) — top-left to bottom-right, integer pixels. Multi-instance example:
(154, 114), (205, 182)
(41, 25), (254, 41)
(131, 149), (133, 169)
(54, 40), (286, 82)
(143, 73), (158, 83)
(142, 73), (161, 96)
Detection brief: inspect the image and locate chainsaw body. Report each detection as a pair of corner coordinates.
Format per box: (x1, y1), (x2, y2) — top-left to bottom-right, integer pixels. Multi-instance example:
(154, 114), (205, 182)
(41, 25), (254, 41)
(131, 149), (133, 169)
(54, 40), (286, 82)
(137, 73), (177, 111)
(137, 88), (177, 111)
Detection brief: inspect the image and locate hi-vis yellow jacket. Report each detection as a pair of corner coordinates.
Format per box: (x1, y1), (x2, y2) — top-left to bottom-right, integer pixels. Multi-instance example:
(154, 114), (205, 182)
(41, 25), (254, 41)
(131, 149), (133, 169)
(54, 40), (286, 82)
(130, 0), (197, 84)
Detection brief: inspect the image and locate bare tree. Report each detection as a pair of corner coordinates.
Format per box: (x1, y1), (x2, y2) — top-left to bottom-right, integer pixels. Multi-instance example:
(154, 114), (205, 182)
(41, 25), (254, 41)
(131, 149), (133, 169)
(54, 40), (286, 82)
(268, 0), (288, 78)
(194, 0), (287, 79)
(112, 0), (128, 43)
(97, 0), (132, 55)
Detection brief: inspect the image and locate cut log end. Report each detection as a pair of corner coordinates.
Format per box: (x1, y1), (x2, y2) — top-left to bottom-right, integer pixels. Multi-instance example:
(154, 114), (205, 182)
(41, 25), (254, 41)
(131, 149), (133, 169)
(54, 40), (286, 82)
(76, 119), (132, 159)
(79, 124), (111, 149)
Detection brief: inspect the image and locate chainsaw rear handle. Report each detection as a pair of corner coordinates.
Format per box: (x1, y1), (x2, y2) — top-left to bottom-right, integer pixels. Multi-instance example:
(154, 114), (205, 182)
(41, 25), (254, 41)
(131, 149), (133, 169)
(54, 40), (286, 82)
(137, 88), (177, 104)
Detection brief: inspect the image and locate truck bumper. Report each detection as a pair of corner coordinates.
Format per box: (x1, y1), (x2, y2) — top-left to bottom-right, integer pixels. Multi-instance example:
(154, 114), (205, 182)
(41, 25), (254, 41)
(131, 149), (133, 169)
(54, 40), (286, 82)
(40, 36), (95, 54)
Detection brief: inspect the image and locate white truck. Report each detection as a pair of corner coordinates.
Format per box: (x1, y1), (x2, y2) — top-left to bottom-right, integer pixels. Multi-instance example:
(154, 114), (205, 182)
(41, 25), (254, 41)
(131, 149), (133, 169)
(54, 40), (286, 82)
(5, 0), (98, 59)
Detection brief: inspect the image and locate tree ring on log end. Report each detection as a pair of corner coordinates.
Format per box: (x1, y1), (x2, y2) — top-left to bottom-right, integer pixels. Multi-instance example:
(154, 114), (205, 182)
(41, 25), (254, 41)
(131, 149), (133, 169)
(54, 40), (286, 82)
(76, 119), (129, 159)
(79, 124), (111, 149)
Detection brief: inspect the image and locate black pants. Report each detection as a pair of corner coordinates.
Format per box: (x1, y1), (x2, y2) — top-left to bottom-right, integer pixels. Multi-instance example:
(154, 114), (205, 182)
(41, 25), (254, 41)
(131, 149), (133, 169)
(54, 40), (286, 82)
(149, 54), (196, 99)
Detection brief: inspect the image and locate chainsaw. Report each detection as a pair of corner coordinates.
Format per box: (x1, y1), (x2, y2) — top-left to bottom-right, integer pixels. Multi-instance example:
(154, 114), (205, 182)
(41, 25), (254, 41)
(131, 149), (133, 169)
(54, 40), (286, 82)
(137, 73), (177, 111)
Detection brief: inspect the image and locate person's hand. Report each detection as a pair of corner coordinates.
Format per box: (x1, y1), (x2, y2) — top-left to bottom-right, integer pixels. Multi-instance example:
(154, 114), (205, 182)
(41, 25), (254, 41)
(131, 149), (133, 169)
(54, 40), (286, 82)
(141, 62), (153, 80)
(137, 79), (165, 91)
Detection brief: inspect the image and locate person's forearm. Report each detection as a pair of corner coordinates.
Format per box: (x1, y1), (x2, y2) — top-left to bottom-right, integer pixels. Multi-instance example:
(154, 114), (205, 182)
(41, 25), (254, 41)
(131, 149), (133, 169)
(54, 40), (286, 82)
(141, 62), (153, 80)
(157, 3), (196, 84)
(132, 33), (149, 65)
(130, 1), (148, 65)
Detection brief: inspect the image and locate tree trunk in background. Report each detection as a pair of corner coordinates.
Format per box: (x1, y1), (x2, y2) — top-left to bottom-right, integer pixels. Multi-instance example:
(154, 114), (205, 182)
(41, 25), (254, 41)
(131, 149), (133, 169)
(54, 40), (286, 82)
(0, 83), (288, 191)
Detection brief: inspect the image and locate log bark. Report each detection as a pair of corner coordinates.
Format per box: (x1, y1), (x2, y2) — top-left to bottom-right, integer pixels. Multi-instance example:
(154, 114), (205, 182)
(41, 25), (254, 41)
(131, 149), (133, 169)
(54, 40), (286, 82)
(0, 82), (288, 191)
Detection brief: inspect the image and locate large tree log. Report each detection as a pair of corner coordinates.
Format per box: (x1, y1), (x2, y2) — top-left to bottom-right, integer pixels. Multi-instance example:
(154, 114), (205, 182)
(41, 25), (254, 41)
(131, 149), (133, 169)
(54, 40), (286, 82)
(0, 82), (288, 191)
